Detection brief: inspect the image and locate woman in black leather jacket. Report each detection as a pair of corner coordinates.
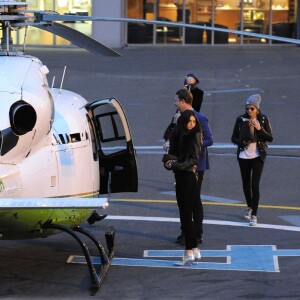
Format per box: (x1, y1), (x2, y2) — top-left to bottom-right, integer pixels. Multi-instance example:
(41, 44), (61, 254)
(231, 94), (273, 226)
(164, 110), (202, 265)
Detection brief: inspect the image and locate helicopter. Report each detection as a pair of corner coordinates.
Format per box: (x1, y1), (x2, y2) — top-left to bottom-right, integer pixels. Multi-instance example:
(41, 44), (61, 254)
(0, 0), (138, 290)
(1, 0), (300, 293)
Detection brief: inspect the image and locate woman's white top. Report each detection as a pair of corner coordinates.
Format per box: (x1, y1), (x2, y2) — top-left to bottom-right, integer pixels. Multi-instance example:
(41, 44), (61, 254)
(239, 142), (259, 159)
(239, 118), (259, 159)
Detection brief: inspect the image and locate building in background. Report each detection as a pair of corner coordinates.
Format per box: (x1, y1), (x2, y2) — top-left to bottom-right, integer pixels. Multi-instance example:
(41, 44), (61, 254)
(12, 0), (297, 47)
(128, 0), (297, 44)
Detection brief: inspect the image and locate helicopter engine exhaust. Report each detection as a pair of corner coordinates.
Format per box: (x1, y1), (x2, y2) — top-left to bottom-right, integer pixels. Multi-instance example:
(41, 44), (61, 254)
(9, 101), (37, 135)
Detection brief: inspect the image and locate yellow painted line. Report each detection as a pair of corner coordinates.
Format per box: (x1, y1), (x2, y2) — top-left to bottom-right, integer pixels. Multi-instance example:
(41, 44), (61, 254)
(111, 198), (300, 211)
(111, 199), (176, 204)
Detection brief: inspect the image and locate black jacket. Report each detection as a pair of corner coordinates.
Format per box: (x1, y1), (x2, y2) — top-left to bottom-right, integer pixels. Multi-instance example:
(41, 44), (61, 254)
(191, 87), (204, 112)
(231, 113), (273, 161)
(169, 126), (202, 172)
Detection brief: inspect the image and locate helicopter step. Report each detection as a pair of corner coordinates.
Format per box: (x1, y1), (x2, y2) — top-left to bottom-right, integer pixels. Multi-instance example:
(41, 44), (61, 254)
(43, 223), (115, 291)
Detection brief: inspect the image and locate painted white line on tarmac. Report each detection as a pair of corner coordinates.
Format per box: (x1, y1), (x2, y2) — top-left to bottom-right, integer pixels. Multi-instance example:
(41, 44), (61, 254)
(134, 144), (300, 150)
(205, 88), (260, 94)
(106, 215), (300, 232)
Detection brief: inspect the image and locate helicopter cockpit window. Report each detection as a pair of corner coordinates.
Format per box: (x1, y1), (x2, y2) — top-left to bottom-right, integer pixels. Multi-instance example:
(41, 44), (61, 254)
(59, 134), (66, 144)
(65, 134), (70, 143)
(52, 134), (60, 145)
(0, 128), (19, 156)
(70, 133), (81, 143)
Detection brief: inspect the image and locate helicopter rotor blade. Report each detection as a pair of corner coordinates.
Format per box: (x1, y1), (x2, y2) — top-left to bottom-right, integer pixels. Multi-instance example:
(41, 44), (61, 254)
(32, 22), (121, 57)
(40, 14), (300, 45)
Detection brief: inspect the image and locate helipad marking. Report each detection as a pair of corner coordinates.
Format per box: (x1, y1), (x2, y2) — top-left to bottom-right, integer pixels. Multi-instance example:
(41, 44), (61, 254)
(68, 245), (300, 272)
(280, 216), (300, 227)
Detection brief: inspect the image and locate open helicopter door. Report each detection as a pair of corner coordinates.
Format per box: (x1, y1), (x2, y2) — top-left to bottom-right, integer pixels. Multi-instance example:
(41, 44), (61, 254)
(86, 98), (138, 194)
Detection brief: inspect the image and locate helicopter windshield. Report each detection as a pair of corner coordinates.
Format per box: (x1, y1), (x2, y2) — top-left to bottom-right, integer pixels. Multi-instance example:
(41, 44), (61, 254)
(0, 128), (19, 156)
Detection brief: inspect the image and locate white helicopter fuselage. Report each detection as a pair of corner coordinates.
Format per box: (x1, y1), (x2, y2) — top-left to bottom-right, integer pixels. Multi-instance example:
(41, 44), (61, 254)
(0, 54), (138, 239)
(0, 55), (99, 198)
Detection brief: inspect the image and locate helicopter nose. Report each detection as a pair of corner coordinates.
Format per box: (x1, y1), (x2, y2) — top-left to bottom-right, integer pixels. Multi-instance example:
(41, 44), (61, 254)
(9, 100), (37, 135)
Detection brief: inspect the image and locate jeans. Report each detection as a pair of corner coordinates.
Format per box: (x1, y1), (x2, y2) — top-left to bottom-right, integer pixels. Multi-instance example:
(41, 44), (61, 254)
(238, 157), (264, 216)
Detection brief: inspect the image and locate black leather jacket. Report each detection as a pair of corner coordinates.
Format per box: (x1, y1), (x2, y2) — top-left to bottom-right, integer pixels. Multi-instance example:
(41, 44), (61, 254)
(231, 113), (273, 161)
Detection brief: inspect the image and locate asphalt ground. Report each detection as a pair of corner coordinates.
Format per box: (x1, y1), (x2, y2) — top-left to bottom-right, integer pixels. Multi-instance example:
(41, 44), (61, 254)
(1, 45), (300, 299)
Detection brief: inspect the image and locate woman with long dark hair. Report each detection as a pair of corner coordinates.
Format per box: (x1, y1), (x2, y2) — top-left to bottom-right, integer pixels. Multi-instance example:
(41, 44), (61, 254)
(231, 94), (273, 226)
(164, 109), (202, 265)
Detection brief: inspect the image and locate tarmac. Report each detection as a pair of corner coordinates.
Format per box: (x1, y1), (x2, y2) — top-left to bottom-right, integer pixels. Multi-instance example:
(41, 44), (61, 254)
(1, 44), (300, 299)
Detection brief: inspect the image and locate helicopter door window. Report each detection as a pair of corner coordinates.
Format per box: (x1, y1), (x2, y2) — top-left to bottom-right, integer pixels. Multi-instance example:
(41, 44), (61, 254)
(96, 112), (126, 156)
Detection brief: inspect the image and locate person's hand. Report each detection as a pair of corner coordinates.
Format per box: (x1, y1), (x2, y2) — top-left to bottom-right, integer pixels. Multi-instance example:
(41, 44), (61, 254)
(164, 160), (176, 170)
(163, 140), (170, 152)
(252, 120), (261, 130)
(164, 160), (172, 170)
(186, 77), (196, 85)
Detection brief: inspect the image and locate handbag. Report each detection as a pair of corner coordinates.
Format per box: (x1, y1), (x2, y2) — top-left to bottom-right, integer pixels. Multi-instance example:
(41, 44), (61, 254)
(162, 154), (178, 163)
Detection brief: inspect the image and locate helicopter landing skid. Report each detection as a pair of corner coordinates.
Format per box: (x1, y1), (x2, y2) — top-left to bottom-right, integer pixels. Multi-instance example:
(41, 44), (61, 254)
(43, 223), (115, 292)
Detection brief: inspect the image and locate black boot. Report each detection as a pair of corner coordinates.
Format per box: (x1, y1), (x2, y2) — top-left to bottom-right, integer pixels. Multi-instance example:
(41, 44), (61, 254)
(87, 211), (107, 225)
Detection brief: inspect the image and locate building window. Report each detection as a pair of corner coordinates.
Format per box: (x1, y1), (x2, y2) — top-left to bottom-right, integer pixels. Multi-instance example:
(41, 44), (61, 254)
(127, 0), (295, 45)
(14, 0), (92, 47)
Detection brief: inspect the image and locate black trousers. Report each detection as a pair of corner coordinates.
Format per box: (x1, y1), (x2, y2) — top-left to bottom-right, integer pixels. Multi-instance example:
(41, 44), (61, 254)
(178, 171), (204, 238)
(238, 157), (264, 216)
(175, 171), (198, 250)
(194, 171), (204, 236)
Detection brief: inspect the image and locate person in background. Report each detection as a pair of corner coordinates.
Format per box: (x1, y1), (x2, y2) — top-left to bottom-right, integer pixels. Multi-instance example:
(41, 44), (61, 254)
(163, 109), (202, 265)
(231, 94), (273, 226)
(184, 72), (204, 113)
(162, 71), (204, 145)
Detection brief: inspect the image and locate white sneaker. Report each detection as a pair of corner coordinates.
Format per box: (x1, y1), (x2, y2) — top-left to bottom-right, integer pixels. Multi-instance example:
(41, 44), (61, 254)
(250, 215), (257, 226)
(245, 208), (252, 220)
(183, 251), (195, 265)
(192, 248), (201, 261)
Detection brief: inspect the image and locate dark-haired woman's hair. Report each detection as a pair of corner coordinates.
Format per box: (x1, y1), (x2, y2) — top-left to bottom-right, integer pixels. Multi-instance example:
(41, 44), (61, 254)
(177, 110), (200, 131)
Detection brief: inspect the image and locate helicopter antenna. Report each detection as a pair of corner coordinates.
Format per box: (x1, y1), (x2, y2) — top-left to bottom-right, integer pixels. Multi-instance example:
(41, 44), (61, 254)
(5, 21), (10, 52)
(59, 66), (66, 94)
(51, 76), (55, 88)
(22, 26), (28, 53)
